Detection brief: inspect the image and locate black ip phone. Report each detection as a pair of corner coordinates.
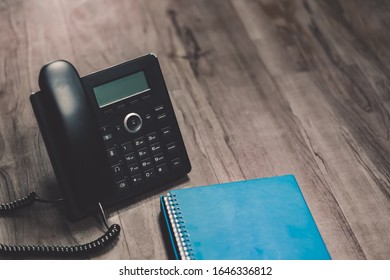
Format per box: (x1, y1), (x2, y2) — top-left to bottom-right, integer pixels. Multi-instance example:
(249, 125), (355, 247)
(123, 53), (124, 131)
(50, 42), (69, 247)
(0, 54), (191, 258)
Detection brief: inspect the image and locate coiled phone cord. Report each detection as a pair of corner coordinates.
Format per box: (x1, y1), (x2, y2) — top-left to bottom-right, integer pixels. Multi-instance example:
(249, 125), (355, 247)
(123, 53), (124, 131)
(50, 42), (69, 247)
(0, 193), (121, 258)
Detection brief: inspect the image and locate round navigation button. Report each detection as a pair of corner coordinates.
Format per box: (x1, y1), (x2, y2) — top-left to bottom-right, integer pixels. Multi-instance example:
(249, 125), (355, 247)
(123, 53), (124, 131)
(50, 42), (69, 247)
(124, 112), (142, 133)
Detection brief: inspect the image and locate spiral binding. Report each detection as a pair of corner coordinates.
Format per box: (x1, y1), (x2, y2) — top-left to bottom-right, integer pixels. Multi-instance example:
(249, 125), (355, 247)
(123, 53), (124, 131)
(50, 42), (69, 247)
(164, 192), (195, 260)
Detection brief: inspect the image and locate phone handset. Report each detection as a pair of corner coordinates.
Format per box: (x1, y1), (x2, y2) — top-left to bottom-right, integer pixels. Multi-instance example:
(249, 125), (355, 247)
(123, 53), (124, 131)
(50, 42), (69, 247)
(36, 60), (114, 219)
(0, 61), (120, 258)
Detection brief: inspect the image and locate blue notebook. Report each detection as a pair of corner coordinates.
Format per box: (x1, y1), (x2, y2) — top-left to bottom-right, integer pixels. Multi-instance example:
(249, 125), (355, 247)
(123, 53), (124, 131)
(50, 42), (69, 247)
(160, 174), (331, 260)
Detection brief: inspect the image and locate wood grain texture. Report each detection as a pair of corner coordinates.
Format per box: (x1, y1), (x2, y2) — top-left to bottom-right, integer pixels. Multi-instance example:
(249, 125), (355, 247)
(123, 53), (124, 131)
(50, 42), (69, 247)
(0, 0), (389, 259)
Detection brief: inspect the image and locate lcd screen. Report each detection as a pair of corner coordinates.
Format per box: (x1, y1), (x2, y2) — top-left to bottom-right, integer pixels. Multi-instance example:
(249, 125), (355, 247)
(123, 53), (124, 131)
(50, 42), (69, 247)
(93, 71), (149, 108)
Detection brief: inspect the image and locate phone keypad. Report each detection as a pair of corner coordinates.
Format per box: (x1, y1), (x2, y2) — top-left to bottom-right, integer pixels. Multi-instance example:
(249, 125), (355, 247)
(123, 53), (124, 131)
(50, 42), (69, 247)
(101, 103), (184, 191)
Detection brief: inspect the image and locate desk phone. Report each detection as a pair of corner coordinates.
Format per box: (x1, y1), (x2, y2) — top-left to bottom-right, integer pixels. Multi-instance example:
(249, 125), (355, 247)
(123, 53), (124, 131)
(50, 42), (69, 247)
(30, 53), (191, 220)
(0, 54), (191, 258)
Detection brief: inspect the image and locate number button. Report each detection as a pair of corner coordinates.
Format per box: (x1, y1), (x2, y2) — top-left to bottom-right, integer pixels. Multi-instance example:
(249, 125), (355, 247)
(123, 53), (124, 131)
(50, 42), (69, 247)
(134, 136), (146, 148)
(146, 132), (158, 143)
(144, 168), (156, 180)
(128, 163), (141, 175)
(137, 147), (150, 159)
(150, 142), (162, 154)
(153, 153), (165, 164)
(141, 158), (153, 169)
(121, 141), (134, 153)
(124, 152), (137, 165)
(156, 163), (168, 175)
(131, 173), (143, 185)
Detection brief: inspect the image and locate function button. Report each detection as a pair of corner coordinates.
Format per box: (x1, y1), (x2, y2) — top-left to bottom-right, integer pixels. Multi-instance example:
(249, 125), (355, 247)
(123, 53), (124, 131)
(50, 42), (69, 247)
(104, 109), (114, 115)
(144, 168), (156, 180)
(156, 163), (168, 175)
(142, 94), (151, 100)
(146, 132), (158, 143)
(141, 158), (153, 169)
(157, 113), (167, 121)
(129, 99), (138, 106)
(154, 105), (164, 113)
(114, 124), (124, 134)
(117, 179), (130, 190)
(124, 152), (137, 165)
(128, 163), (141, 175)
(116, 104), (127, 112)
(112, 163), (124, 176)
(121, 141), (134, 153)
(124, 112), (142, 133)
(137, 147), (150, 159)
(134, 136), (146, 148)
(145, 113), (153, 123)
(100, 126), (110, 133)
(130, 173), (143, 185)
(103, 133), (113, 141)
(150, 142), (162, 154)
(161, 126), (172, 138)
(153, 153), (165, 164)
(106, 147), (118, 159)
(166, 142), (178, 154)
(171, 158), (182, 169)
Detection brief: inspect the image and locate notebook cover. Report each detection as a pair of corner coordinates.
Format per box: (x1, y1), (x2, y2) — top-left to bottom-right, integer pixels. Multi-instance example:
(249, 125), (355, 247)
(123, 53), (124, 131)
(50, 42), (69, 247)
(160, 174), (331, 260)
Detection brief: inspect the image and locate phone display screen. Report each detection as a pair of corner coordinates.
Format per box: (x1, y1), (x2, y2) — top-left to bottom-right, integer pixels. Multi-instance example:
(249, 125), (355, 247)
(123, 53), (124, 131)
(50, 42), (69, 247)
(93, 71), (149, 108)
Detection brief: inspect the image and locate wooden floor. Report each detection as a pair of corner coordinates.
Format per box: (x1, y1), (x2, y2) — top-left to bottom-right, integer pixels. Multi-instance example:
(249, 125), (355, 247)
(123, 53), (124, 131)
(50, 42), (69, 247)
(0, 0), (389, 259)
